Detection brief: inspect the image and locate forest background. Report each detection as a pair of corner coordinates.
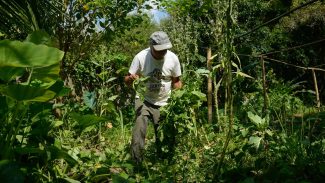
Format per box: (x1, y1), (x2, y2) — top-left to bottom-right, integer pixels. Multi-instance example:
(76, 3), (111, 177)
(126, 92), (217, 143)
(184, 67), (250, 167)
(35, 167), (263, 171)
(0, 0), (324, 182)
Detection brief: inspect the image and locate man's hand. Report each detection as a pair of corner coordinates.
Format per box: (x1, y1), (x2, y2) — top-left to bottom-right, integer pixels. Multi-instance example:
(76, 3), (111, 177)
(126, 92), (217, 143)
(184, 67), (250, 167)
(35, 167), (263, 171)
(129, 74), (139, 80)
(125, 73), (139, 86)
(172, 76), (182, 90)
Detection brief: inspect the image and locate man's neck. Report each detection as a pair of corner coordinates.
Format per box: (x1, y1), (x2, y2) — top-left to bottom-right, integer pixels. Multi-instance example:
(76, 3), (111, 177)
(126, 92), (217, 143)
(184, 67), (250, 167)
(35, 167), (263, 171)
(150, 49), (161, 60)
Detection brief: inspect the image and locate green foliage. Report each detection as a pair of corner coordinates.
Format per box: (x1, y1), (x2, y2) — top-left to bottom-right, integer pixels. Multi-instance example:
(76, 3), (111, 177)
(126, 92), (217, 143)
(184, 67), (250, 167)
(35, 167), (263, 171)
(106, 15), (158, 58)
(236, 0), (325, 102)
(70, 113), (107, 131)
(1, 0), (324, 182)
(0, 40), (63, 68)
(0, 34), (77, 182)
(0, 0), (151, 108)
(0, 0), (62, 39)
(0, 160), (24, 183)
(72, 45), (132, 119)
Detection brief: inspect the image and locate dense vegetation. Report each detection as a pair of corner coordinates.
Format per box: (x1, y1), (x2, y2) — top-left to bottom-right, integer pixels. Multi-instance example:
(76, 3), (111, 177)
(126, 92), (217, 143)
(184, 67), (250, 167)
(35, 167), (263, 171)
(0, 0), (324, 182)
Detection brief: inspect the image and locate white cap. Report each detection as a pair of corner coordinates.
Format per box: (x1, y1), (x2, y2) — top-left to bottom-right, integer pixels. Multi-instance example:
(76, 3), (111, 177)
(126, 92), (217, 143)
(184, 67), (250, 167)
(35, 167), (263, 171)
(149, 31), (172, 51)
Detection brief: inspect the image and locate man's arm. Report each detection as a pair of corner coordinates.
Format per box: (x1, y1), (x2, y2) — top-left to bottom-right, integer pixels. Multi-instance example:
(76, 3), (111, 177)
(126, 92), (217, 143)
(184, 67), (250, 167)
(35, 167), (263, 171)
(124, 73), (139, 86)
(172, 76), (182, 90)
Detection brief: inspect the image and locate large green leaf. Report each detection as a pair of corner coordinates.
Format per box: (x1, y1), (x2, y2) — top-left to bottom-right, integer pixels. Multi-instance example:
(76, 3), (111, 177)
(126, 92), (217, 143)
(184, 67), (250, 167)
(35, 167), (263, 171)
(25, 30), (54, 46)
(0, 40), (64, 68)
(0, 84), (56, 102)
(0, 66), (25, 82)
(32, 63), (60, 83)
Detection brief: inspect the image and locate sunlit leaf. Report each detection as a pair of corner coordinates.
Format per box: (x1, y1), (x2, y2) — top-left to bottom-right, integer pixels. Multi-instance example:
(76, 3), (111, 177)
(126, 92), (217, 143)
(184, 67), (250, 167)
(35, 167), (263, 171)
(235, 71), (254, 79)
(107, 77), (117, 83)
(53, 120), (64, 127)
(212, 64), (222, 71)
(0, 40), (64, 67)
(172, 89), (185, 99)
(248, 136), (262, 149)
(191, 90), (207, 101)
(247, 111), (267, 129)
(108, 95), (118, 101)
(63, 178), (81, 183)
(196, 68), (209, 75)
(70, 113), (107, 130)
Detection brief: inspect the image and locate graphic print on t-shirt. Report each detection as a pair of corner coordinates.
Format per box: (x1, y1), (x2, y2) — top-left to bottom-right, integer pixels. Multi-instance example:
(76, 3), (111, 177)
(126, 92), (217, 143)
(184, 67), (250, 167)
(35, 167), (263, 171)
(147, 68), (165, 92)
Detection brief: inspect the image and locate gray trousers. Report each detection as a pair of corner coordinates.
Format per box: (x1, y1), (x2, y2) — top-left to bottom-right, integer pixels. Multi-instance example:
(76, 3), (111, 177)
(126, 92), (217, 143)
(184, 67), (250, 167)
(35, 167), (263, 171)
(131, 99), (161, 163)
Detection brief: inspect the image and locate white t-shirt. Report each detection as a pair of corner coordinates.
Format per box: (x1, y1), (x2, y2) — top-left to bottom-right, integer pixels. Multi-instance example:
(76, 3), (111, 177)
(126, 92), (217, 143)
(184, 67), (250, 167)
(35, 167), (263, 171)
(129, 48), (181, 106)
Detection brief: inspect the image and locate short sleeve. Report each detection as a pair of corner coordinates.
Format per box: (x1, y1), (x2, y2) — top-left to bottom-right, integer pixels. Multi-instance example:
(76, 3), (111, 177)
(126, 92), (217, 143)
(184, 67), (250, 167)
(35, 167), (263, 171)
(172, 57), (181, 77)
(129, 56), (140, 75)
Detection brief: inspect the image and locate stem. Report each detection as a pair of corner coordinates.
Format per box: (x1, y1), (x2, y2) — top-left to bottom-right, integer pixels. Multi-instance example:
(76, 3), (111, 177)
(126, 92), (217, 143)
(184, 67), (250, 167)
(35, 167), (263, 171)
(119, 110), (125, 144)
(207, 47), (213, 123)
(215, 0), (234, 179)
(214, 78), (223, 124)
(261, 57), (269, 116)
(27, 68), (34, 85)
(312, 69), (320, 109)
(6, 102), (26, 159)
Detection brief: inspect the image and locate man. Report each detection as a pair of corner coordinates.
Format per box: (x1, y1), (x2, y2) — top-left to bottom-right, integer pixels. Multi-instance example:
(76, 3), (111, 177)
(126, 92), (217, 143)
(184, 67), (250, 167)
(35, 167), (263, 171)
(124, 31), (182, 164)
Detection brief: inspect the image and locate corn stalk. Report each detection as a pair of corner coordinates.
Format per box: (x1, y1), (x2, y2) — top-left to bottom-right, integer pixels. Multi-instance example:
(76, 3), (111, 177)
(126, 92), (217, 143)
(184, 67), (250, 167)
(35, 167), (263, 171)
(215, 0), (234, 178)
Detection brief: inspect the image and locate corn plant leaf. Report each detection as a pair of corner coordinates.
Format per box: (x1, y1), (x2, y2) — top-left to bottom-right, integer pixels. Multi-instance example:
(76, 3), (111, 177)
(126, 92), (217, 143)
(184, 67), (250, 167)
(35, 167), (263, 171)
(231, 61), (240, 71)
(106, 77), (117, 83)
(62, 178), (81, 183)
(235, 71), (254, 79)
(213, 64), (222, 71)
(195, 68), (209, 76)
(210, 54), (218, 60)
